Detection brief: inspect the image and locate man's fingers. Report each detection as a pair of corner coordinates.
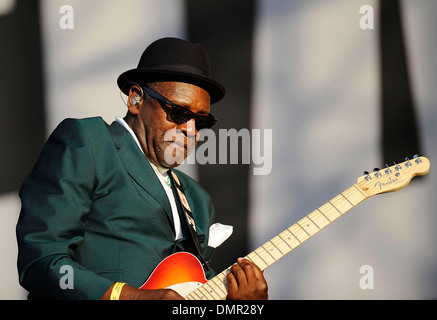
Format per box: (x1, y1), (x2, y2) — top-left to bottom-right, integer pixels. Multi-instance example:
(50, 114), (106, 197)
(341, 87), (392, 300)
(237, 258), (256, 281)
(237, 258), (264, 280)
(228, 258), (261, 288)
(226, 258), (269, 300)
(230, 261), (248, 287)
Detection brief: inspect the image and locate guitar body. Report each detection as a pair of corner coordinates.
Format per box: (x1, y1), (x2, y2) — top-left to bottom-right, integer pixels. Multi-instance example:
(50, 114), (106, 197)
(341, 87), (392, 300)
(139, 252), (207, 297)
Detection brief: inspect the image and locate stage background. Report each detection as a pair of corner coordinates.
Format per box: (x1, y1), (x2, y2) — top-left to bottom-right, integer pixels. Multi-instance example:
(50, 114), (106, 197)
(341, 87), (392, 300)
(1, 0), (436, 299)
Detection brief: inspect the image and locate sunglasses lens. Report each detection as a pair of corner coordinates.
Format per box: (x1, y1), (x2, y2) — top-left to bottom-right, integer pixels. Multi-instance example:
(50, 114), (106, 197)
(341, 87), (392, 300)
(195, 116), (217, 131)
(169, 107), (192, 124)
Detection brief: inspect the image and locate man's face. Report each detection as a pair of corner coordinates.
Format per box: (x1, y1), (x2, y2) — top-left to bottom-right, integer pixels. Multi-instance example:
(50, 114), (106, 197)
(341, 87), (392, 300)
(132, 81), (211, 168)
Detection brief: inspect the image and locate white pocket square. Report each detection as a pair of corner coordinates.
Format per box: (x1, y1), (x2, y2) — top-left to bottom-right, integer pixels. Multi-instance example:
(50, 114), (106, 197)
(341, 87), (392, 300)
(208, 223), (233, 248)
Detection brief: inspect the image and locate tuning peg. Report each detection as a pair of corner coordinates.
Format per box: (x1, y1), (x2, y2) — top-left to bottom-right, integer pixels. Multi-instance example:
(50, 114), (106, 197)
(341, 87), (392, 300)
(385, 164), (392, 174)
(363, 171), (371, 181)
(373, 168), (382, 178)
(393, 161), (402, 171)
(404, 157), (412, 168)
(413, 154), (422, 164)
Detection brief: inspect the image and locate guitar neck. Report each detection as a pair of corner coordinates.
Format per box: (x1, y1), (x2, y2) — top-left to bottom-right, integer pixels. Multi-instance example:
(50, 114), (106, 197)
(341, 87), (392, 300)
(186, 183), (369, 300)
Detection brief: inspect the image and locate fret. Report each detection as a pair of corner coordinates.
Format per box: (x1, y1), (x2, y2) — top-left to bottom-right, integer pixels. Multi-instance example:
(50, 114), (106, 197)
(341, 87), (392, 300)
(317, 208), (332, 222)
(244, 254), (256, 264)
(319, 202), (341, 221)
(255, 247), (276, 265)
(262, 241), (283, 260)
(296, 222), (311, 237)
(352, 184), (368, 199)
(270, 236), (289, 255)
(278, 231), (296, 250)
(260, 243), (277, 261)
(192, 292), (202, 300)
(203, 282), (221, 300)
(308, 210), (330, 228)
(340, 192), (354, 207)
(210, 277), (227, 296)
(306, 213), (322, 229)
(328, 200), (342, 215)
(216, 270), (230, 283)
(186, 292), (196, 300)
(289, 224), (310, 242)
(297, 217), (320, 236)
(350, 186), (368, 204)
(282, 228), (302, 247)
(331, 195), (353, 214)
(247, 251), (268, 269)
(197, 284), (214, 300)
(194, 286), (207, 300)
(246, 251), (259, 265)
(190, 289), (204, 300)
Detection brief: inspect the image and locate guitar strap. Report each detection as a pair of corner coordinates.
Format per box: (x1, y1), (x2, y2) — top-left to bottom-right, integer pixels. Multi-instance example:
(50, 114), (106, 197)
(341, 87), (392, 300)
(169, 170), (210, 270)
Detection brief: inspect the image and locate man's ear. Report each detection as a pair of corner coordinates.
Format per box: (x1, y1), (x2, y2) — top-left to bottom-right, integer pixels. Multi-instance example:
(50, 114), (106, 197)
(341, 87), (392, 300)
(127, 85), (144, 115)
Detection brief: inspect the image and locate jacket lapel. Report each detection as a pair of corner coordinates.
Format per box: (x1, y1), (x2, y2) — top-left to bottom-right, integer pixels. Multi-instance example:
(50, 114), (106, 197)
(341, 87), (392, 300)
(106, 121), (174, 227)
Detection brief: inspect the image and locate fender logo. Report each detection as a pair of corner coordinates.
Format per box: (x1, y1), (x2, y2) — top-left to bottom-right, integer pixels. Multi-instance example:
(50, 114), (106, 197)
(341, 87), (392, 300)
(374, 177), (401, 190)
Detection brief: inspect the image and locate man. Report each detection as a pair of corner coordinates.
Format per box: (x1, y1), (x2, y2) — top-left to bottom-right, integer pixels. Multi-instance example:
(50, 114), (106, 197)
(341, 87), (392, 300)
(16, 37), (268, 300)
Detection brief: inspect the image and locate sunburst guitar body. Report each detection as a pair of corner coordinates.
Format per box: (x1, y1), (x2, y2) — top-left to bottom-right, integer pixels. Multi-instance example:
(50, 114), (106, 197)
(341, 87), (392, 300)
(139, 252), (207, 298)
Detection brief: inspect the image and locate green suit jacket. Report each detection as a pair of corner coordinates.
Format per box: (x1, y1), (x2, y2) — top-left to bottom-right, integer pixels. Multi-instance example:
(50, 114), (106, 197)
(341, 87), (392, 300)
(16, 117), (216, 299)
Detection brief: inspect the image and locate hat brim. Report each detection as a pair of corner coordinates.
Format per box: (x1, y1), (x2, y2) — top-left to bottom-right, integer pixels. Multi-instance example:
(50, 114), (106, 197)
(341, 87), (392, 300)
(117, 67), (226, 105)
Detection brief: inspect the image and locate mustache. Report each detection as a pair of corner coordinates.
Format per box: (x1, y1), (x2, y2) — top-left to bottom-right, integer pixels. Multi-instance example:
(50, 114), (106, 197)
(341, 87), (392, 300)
(164, 129), (199, 146)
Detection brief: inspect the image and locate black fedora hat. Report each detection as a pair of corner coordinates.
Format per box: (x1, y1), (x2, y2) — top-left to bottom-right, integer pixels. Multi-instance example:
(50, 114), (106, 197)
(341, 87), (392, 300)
(117, 37), (225, 104)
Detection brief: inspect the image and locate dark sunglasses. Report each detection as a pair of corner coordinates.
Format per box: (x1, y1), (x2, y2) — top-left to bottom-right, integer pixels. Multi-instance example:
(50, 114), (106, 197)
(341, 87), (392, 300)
(143, 86), (217, 131)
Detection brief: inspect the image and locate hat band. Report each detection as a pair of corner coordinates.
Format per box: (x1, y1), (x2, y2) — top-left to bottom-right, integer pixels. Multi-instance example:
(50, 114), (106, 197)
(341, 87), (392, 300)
(138, 64), (210, 77)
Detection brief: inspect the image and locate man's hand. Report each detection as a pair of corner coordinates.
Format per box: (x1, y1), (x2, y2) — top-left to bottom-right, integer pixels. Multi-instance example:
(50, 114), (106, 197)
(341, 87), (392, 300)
(102, 283), (184, 300)
(226, 258), (268, 300)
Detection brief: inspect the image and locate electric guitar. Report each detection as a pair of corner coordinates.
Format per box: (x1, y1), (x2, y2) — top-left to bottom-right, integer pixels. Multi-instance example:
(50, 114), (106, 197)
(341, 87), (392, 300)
(140, 155), (430, 300)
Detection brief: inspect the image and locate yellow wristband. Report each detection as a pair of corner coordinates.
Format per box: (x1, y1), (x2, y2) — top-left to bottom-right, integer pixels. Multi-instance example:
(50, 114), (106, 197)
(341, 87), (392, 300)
(110, 282), (126, 300)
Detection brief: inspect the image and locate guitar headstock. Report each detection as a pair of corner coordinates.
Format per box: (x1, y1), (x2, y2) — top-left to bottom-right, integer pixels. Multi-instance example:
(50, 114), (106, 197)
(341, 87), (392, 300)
(356, 155), (430, 197)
